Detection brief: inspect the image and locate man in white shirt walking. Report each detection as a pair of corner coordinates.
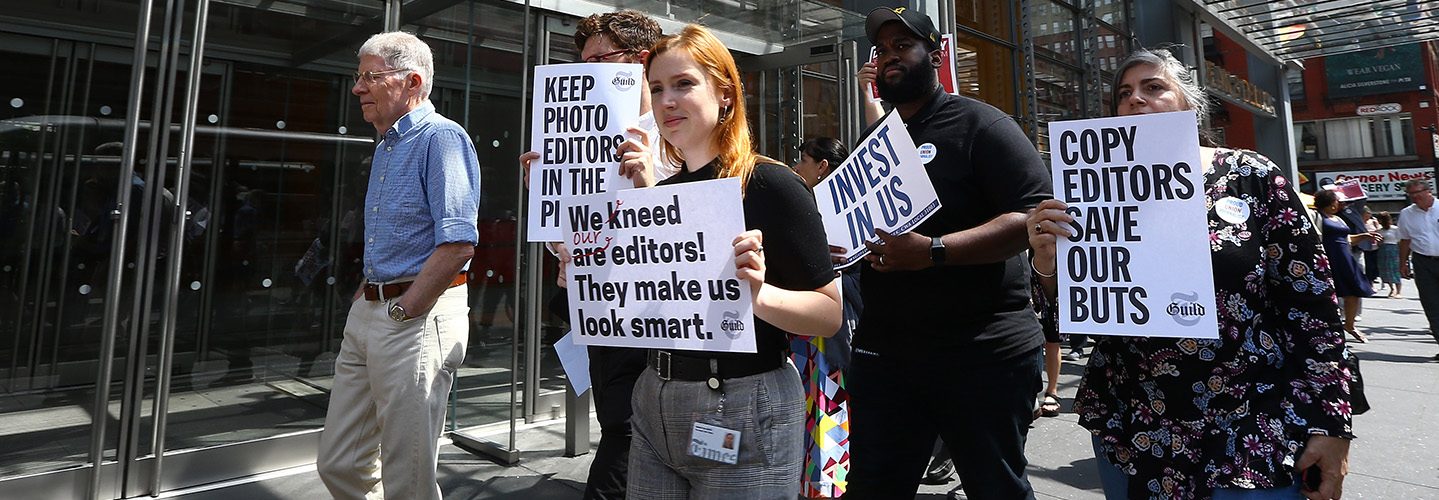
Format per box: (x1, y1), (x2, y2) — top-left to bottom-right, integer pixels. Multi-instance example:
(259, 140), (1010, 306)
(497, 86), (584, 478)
(1395, 179), (1439, 360)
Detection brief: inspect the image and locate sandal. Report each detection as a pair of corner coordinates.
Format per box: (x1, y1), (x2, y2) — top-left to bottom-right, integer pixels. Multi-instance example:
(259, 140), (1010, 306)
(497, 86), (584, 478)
(1039, 393), (1061, 417)
(1347, 330), (1369, 344)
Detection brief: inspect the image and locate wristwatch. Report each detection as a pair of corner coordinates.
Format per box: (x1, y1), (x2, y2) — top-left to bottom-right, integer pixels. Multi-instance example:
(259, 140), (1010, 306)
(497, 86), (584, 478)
(388, 302), (412, 322)
(930, 236), (946, 264)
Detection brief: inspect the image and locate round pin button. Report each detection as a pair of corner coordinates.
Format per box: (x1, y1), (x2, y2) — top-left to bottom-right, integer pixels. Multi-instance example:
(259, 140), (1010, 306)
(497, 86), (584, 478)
(707, 377), (720, 390)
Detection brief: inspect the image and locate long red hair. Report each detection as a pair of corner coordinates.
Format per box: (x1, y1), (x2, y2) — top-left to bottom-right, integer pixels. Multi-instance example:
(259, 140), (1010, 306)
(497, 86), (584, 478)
(646, 24), (775, 190)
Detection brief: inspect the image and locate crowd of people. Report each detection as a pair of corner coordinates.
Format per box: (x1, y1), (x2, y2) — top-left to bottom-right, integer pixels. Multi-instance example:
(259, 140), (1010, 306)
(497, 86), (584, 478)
(310, 5), (1428, 500)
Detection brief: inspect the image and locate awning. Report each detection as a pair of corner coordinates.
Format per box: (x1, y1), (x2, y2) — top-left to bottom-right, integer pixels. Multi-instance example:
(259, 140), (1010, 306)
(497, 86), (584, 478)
(1189, 0), (1439, 63)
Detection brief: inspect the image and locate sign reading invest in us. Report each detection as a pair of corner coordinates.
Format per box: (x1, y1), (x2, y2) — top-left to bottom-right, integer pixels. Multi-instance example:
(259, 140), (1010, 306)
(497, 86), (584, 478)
(527, 63), (644, 242)
(814, 110), (942, 269)
(1048, 110), (1217, 339)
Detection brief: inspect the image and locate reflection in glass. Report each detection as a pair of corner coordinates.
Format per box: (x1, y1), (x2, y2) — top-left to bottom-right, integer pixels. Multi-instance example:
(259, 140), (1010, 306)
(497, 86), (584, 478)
(956, 0), (1013, 40)
(0, 7), (140, 475)
(1031, 0), (1078, 62)
(953, 35), (1017, 115)
(406, 1), (533, 431)
(1033, 59), (1083, 158)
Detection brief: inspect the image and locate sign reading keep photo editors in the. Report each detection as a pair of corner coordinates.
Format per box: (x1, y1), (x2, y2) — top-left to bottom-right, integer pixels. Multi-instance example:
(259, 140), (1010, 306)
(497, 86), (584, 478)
(527, 63), (644, 242)
(1049, 110), (1217, 339)
(564, 177), (757, 353)
(815, 111), (942, 268)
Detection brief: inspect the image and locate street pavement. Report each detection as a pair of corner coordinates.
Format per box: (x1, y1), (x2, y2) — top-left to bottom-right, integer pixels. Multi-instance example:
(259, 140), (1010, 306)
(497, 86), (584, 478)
(176, 291), (1439, 499)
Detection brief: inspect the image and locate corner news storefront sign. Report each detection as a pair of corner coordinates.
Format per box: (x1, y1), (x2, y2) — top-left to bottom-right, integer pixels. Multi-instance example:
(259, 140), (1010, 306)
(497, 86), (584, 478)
(1309, 167), (1436, 202)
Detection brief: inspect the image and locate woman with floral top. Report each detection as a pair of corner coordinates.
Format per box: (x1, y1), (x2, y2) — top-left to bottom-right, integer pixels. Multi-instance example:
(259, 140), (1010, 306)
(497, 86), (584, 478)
(1027, 48), (1353, 500)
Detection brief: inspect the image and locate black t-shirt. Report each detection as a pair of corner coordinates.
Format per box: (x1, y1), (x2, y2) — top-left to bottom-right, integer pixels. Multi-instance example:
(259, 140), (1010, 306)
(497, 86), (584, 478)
(854, 91), (1051, 360)
(659, 160), (835, 360)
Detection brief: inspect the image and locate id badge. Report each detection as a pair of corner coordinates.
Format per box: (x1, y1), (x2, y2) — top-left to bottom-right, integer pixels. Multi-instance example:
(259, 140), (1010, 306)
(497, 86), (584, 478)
(688, 421), (741, 464)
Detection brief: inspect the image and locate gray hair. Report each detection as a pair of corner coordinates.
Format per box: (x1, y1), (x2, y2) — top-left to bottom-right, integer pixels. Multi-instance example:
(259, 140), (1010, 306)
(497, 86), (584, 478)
(358, 32), (435, 98)
(1111, 47), (1209, 120)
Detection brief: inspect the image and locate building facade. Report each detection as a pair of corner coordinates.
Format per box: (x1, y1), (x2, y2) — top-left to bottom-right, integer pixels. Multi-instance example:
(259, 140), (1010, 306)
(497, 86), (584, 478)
(0, 1), (1290, 497)
(1286, 42), (1439, 212)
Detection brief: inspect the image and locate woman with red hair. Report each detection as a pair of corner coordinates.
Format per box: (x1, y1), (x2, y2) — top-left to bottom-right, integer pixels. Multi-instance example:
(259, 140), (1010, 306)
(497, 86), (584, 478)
(626, 24), (841, 498)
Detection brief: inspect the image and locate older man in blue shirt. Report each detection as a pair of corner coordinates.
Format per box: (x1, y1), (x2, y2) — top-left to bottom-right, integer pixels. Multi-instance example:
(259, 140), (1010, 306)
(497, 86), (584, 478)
(317, 31), (481, 500)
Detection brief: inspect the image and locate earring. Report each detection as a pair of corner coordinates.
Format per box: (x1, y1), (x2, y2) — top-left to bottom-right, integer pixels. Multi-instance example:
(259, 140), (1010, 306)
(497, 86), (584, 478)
(718, 105), (729, 126)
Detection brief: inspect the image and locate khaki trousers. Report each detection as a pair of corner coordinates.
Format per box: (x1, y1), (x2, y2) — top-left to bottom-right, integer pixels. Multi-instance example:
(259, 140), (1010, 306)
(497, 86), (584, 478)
(317, 285), (468, 499)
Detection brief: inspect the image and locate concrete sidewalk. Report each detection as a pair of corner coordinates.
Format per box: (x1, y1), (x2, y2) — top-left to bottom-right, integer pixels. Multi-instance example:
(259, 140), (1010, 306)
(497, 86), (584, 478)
(174, 293), (1439, 499)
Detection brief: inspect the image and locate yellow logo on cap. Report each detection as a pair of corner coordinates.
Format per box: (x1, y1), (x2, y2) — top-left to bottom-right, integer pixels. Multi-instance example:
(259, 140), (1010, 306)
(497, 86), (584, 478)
(893, 7), (905, 14)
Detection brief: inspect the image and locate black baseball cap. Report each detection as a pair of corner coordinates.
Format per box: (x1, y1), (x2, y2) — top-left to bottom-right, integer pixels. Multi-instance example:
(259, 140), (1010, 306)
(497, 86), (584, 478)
(865, 7), (941, 50)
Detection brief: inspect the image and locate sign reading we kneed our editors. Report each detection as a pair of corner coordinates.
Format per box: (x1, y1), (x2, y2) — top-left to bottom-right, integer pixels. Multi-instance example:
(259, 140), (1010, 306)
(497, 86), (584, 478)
(527, 63), (644, 242)
(564, 178), (757, 353)
(815, 111), (942, 269)
(1049, 110), (1217, 339)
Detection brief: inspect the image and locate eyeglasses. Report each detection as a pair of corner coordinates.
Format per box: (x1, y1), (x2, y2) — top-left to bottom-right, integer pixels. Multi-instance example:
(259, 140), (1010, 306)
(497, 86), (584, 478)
(1407, 189), (1432, 196)
(353, 68), (410, 84)
(584, 49), (635, 63)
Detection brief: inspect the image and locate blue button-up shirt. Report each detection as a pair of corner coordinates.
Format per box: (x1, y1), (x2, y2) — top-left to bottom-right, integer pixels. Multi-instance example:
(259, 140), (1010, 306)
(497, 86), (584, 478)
(363, 102), (481, 282)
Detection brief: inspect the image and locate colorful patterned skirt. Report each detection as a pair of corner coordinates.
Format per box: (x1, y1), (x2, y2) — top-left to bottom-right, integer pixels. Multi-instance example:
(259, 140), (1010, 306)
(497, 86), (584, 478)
(1378, 243), (1401, 284)
(790, 336), (850, 498)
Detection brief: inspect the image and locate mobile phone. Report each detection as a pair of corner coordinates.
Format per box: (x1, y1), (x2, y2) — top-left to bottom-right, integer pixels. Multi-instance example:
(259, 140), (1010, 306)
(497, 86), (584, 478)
(1302, 464), (1323, 491)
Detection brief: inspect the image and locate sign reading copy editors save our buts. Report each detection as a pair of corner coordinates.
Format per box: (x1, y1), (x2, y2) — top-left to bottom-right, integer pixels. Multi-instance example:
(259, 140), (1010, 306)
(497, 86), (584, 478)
(1049, 110), (1217, 339)
(527, 63), (644, 242)
(564, 178), (757, 353)
(815, 111), (942, 269)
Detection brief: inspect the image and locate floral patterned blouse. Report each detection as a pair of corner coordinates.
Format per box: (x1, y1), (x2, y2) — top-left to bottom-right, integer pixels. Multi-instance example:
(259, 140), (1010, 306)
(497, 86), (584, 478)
(1034, 148), (1354, 499)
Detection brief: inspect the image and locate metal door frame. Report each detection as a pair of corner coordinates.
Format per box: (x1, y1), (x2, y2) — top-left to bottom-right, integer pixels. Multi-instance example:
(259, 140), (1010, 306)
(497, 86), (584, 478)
(737, 37), (864, 161)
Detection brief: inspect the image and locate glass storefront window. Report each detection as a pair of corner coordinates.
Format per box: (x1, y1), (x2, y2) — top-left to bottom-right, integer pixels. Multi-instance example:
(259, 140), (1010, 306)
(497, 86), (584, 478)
(1095, 0), (1127, 32)
(955, 34), (1017, 115)
(1031, 0), (1078, 63)
(403, 1), (535, 431)
(1094, 26), (1128, 73)
(956, 0), (1013, 40)
(1034, 58), (1083, 157)
(1296, 115), (1416, 162)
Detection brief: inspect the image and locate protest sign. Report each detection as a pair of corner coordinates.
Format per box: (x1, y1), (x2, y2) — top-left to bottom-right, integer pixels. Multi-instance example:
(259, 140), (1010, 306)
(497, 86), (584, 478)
(553, 331), (591, 396)
(814, 111), (942, 268)
(867, 34), (957, 101)
(1331, 178), (1367, 202)
(564, 178), (756, 353)
(527, 63), (644, 242)
(1049, 110), (1217, 339)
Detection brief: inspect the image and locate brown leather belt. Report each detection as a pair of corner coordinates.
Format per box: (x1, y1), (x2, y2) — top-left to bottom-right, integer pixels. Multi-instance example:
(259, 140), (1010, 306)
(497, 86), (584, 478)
(363, 273), (467, 301)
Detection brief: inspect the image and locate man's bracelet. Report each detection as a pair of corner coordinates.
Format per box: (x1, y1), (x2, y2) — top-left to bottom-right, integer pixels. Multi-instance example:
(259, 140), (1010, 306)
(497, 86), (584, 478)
(1031, 259), (1056, 279)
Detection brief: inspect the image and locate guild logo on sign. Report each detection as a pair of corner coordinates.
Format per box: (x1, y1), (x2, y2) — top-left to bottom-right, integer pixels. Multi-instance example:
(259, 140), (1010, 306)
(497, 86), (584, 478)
(720, 310), (745, 339)
(612, 71), (637, 92)
(1167, 291), (1206, 326)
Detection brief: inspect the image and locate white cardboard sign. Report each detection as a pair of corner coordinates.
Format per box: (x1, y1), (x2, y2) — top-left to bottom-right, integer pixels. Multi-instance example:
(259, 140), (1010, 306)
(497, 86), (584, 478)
(815, 111), (942, 268)
(527, 63), (644, 242)
(1049, 110), (1218, 339)
(564, 178), (756, 353)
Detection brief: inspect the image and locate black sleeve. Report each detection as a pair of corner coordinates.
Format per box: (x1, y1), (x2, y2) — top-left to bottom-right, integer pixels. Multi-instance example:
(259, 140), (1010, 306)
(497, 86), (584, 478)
(744, 163), (836, 292)
(972, 115), (1052, 213)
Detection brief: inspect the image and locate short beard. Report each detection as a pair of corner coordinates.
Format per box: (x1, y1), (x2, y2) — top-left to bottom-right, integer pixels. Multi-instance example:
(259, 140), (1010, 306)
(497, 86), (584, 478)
(876, 61), (939, 105)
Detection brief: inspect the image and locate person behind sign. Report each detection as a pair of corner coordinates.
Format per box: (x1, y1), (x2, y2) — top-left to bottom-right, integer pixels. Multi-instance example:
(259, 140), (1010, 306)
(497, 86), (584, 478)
(1315, 188), (1379, 344)
(793, 136), (858, 498)
(514, 12), (665, 500)
(1396, 179), (1439, 360)
(798, 136), (960, 490)
(1028, 47), (1353, 500)
(629, 24), (842, 498)
(317, 32), (481, 500)
(843, 7), (1052, 500)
